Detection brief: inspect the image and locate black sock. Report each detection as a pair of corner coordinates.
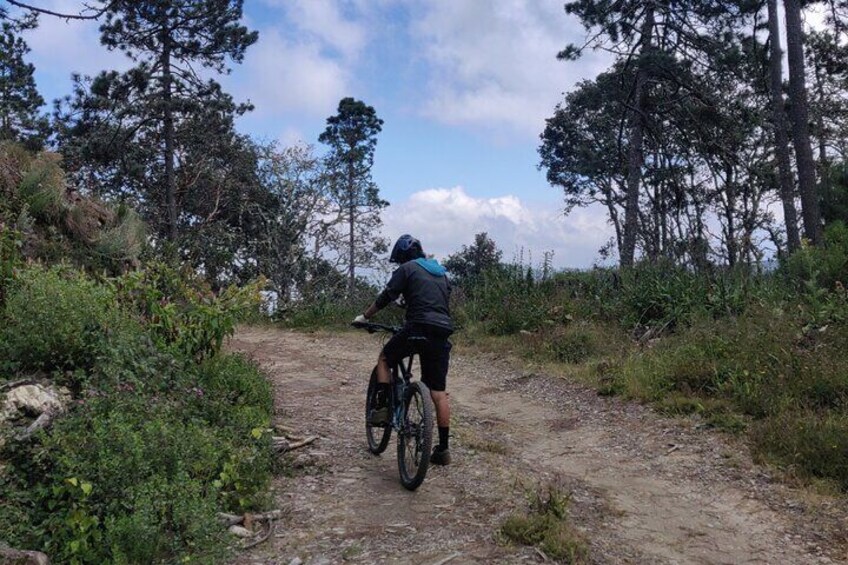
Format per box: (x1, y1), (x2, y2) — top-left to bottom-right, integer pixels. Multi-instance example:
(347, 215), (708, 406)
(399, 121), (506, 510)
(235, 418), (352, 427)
(375, 383), (390, 408)
(438, 426), (449, 450)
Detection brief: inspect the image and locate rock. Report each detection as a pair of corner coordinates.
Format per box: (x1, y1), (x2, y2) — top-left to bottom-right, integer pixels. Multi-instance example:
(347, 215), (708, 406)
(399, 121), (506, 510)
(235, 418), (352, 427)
(1, 384), (69, 422)
(228, 525), (253, 538)
(288, 558), (303, 565)
(0, 544), (50, 564)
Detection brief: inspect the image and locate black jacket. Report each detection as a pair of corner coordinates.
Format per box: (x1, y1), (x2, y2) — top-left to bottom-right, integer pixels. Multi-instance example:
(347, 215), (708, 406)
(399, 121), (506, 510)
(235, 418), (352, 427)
(375, 259), (453, 332)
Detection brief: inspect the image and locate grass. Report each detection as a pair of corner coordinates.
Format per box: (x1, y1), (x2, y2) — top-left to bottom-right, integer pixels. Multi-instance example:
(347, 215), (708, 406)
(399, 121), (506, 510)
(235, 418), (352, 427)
(501, 482), (588, 563)
(447, 251), (848, 493)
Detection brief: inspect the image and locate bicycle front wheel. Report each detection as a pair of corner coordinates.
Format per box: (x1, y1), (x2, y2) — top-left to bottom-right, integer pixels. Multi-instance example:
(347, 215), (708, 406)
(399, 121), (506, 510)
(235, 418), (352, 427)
(397, 381), (434, 491)
(365, 367), (392, 454)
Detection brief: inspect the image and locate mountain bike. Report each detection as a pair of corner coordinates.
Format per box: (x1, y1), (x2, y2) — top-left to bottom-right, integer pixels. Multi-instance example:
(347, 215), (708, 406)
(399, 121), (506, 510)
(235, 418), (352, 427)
(352, 321), (435, 491)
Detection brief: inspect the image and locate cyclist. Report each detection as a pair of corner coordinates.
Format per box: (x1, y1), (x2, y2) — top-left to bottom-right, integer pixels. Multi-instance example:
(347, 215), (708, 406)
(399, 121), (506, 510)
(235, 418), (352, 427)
(354, 234), (454, 465)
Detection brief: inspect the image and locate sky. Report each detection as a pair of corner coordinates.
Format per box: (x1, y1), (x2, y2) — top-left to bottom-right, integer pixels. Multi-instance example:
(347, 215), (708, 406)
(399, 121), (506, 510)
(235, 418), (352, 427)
(23, 0), (618, 268)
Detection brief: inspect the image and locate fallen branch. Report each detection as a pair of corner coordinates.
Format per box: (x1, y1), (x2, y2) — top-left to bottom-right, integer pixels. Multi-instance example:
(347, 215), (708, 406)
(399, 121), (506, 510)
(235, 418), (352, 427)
(15, 409), (59, 441)
(0, 378), (37, 392)
(272, 435), (318, 453)
(242, 519), (275, 550)
(217, 510), (283, 527)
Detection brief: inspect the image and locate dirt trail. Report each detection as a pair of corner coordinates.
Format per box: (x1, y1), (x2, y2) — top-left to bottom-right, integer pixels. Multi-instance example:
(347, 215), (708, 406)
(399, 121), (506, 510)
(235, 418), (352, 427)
(229, 327), (845, 565)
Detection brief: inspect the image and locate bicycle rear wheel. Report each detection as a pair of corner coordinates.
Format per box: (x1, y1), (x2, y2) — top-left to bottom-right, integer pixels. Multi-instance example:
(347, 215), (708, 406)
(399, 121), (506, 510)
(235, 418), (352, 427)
(365, 368), (392, 454)
(397, 381), (434, 491)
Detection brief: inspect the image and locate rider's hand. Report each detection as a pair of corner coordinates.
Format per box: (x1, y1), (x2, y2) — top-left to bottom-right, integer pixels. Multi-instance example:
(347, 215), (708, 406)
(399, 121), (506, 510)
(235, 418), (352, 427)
(353, 314), (367, 324)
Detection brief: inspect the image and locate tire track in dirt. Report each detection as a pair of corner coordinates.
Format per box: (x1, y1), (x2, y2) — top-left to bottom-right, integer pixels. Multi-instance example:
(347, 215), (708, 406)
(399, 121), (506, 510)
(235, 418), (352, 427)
(229, 327), (843, 565)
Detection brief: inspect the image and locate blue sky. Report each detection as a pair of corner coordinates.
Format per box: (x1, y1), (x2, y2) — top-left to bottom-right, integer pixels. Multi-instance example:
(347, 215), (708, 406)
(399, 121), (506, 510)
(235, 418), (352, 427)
(22, 0), (615, 268)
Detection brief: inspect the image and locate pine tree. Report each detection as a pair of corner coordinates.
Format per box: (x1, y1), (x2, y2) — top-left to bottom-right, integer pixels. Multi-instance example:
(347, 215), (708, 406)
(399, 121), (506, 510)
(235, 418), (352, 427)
(98, 0), (257, 240)
(319, 97), (388, 297)
(0, 21), (47, 149)
(784, 0), (823, 244)
(766, 0), (801, 253)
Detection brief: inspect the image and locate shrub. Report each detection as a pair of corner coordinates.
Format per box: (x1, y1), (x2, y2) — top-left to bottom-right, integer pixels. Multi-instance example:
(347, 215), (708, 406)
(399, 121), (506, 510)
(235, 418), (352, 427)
(522, 323), (612, 365)
(1, 364), (272, 563)
(18, 152), (66, 222)
(785, 221), (848, 292)
(0, 265), (118, 372)
(752, 411), (848, 491)
(0, 223), (22, 305)
(464, 267), (551, 335)
(114, 262), (264, 360)
(193, 353), (274, 438)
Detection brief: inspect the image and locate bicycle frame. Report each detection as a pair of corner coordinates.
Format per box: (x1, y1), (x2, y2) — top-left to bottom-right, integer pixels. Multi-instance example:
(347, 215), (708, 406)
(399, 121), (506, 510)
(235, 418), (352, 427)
(352, 320), (421, 431)
(389, 353), (417, 430)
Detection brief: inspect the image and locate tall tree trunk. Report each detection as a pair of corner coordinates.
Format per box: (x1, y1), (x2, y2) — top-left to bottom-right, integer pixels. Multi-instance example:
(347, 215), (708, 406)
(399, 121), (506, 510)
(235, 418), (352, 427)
(621, 3), (655, 268)
(767, 0), (801, 254)
(725, 162), (738, 267)
(161, 34), (178, 241)
(347, 163), (355, 298)
(784, 0), (823, 244)
(813, 60), (831, 213)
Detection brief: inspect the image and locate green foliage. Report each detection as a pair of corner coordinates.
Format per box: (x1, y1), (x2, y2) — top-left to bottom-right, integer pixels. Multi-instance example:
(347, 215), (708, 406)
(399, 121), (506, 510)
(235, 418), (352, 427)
(522, 324), (604, 365)
(752, 411), (848, 491)
(784, 221), (848, 292)
(0, 265), (117, 373)
(115, 261), (264, 360)
(444, 232), (503, 289)
(501, 483), (588, 563)
(0, 222), (22, 304)
(0, 22), (48, 150)
(0, 263), (274, 563)
(18, 152), (65, 221)
(460, 266), (551, 335)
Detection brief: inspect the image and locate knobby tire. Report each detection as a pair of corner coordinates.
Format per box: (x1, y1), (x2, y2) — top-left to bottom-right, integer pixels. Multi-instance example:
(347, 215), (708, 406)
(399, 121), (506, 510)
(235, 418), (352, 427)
(397, 381), (434, 491)
(365, 368), (392, 454)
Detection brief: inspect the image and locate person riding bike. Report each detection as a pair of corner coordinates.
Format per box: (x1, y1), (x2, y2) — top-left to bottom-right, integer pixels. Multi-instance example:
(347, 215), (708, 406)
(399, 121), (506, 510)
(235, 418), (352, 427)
(354, 234), (454, 465)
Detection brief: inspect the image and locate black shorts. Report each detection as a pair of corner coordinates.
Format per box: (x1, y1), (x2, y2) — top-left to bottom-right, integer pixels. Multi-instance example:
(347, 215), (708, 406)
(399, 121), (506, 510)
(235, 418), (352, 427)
(382, 324), (452, 392)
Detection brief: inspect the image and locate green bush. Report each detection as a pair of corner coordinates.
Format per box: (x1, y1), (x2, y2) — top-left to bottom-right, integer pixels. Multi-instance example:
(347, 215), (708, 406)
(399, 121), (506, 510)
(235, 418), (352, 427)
(18, 152), (65, 222)
(753, 411), (848, 491)
(462, 267), (551, 335)
(193, 354), (274, 438)
(0, 360), (272, 563)
(0, 263), (275, 563)
(0, 265), (118, 372)
(523, 324), (604, 365)
(114, 262), (264, 360)
(785, 222), (848, 292)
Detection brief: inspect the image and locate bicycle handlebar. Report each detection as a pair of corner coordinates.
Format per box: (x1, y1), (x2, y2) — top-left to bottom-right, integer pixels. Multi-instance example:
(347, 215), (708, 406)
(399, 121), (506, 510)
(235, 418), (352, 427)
(351, 321), (402, 334)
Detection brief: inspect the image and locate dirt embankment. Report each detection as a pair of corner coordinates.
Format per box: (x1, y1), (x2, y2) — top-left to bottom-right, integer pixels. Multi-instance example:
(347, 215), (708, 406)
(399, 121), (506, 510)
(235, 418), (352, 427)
(229, 327), (846, 565)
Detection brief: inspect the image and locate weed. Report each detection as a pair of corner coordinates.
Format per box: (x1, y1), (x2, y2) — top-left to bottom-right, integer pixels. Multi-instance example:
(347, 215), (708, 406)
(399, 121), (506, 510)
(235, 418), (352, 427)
(501, 482), (589, 563)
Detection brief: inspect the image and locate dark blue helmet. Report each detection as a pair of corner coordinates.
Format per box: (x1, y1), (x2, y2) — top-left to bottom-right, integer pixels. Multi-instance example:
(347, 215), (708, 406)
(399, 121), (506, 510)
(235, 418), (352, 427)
(390, 234), (424, 264)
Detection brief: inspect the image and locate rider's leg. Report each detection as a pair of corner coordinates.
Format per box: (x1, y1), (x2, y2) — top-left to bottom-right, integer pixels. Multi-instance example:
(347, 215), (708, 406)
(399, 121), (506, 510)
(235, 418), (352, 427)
(376, 352), (391, 384)
(423, 336), (452, 464)
(431, 391), (450, 428)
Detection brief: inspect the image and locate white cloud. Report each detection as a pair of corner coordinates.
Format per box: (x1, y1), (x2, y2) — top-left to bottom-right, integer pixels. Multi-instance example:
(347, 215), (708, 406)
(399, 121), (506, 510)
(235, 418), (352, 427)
(409, 0), (610, 138)
(284, 0), (367, 59)
(383, 186), (614, 268)
(233, 29), (350, 118)
(236, 0), (371, 119)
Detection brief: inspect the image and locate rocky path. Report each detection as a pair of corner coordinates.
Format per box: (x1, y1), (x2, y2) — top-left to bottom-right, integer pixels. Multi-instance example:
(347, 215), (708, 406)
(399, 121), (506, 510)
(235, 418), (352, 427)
(229, 327), (845, 565)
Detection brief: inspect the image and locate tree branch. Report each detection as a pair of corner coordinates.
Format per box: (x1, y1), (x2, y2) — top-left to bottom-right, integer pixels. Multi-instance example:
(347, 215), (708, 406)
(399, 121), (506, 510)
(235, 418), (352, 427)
(5, 0), (113, 21)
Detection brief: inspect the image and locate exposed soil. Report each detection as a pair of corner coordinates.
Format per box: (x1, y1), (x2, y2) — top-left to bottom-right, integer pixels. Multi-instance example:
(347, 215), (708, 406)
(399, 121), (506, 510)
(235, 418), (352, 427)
(228, 327), (847, 565)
